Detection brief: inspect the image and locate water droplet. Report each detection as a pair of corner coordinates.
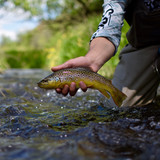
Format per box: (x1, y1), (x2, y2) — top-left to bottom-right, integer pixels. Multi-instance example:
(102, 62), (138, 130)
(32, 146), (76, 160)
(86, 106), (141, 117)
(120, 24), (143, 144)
(47, 92), (50, 96)
(34, 87), (38, 90)
(10, 117), (14, 120)
(8, 145), (12, 148)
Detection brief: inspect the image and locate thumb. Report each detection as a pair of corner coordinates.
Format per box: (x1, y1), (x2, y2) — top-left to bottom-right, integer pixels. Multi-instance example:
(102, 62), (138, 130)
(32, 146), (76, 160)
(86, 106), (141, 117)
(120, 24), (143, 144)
(51, 61), (73, 72)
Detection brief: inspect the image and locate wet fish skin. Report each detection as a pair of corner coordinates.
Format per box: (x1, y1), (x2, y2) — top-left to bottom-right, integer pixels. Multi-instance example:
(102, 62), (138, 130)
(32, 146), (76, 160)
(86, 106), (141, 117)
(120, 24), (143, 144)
(37, 67), (127, 107)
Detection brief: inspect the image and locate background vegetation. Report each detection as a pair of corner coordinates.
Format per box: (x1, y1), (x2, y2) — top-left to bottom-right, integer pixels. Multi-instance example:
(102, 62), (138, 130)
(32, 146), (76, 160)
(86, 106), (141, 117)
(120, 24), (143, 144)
(0, 0), (129, 78)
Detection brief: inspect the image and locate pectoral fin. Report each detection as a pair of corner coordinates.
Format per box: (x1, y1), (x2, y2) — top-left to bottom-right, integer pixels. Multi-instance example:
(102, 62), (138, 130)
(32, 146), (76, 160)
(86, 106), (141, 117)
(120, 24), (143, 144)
(99, 89), (110, 99)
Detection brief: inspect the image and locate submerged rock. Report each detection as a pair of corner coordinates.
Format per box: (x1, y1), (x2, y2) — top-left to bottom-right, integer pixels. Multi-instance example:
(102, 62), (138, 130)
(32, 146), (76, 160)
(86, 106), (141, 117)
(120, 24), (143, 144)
(0, 69), (160, 160)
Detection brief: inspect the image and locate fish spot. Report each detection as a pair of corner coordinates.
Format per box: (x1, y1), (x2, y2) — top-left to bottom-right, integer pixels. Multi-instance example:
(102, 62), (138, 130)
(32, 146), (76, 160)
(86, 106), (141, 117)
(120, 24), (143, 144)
(62, 71), (72, 74)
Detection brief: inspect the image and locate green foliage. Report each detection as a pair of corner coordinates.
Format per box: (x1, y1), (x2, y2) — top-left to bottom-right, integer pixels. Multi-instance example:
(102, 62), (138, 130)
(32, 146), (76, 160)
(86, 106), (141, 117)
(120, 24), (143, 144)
(59, 36), (87, 62)
(0, 51), (8, 72)
(0, 0), (102, 20)
(50, 16), (130, 78)
(5, 50), (48, 68)
(46, 0), (103, 18)
(0, 0), (130, 78)
(52, 14), (102, 65)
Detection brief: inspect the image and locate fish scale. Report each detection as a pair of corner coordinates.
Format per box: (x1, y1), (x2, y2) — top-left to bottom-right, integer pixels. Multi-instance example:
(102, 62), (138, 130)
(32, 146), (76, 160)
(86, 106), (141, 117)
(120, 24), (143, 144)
(38, 67), (127, 107)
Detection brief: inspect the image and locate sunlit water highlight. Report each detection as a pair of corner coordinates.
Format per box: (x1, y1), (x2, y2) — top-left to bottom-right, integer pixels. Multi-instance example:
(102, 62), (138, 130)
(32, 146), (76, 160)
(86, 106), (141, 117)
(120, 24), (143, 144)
(0, 69), (160, 160)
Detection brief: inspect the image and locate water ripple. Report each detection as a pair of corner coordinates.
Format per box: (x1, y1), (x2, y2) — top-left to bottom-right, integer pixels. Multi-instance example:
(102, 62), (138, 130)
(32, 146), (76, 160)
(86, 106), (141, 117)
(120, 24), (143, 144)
(0, 69), (160, 160)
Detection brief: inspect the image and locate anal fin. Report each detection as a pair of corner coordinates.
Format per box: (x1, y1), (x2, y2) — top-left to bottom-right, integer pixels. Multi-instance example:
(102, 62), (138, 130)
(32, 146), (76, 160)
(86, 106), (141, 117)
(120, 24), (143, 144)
(99, 89), (110, 99)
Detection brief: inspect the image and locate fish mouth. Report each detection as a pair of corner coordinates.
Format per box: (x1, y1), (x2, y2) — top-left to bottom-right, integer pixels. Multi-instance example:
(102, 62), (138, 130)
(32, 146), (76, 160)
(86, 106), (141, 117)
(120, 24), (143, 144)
(37, 80), (50, 88)
(37, 81), (43, 88)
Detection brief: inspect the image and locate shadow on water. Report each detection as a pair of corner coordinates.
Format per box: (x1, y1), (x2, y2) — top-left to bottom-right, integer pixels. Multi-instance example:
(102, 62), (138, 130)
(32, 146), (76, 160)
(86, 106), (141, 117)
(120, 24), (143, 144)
(0, 69), (160, 160)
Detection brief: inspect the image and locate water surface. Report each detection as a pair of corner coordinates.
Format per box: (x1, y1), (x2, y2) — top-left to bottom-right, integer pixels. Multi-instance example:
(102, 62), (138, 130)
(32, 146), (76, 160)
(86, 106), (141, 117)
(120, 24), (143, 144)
(0, 69), (160, 160)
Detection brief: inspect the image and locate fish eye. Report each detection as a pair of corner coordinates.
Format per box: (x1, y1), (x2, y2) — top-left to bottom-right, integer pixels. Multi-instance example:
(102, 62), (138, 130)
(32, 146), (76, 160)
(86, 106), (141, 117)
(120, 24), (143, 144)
(54, 77), (59, 82)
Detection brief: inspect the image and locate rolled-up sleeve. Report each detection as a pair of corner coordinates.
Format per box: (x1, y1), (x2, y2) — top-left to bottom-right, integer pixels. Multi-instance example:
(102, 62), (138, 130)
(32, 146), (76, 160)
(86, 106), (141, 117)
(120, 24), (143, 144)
(90, 0), (127, 53)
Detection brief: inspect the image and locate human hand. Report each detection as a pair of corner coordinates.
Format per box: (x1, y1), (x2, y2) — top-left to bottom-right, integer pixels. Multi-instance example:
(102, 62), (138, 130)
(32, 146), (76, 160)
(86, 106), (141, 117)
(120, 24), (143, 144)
(51, 37), (115, 96)
(51, 56), (96, 96)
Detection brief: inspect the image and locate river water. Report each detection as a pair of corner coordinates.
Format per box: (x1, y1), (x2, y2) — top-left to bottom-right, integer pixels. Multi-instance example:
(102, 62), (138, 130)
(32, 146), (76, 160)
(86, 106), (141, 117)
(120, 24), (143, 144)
(0, 69), (160, 160)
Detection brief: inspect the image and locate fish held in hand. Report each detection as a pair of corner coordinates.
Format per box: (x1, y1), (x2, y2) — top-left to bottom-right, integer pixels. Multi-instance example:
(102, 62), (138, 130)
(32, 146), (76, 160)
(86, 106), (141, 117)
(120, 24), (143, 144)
(37, 67), (127, 107)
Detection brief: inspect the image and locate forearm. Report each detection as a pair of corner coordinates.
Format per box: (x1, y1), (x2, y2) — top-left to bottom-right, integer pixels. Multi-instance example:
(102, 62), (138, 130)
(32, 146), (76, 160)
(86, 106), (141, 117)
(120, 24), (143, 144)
(91, 0), (126, 52)
(85, 37), (115, 72)
(86, 0), (127, 72)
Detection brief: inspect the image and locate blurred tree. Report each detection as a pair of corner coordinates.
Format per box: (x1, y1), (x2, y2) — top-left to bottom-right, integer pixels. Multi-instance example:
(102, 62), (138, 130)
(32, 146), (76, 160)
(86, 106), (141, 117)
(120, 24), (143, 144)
(0, 0), (42, 17)
(0, 0), (103, 20)
(46, 0), (103, 19)
(0, 0), (129, 75)
(0, 36), (12, 46)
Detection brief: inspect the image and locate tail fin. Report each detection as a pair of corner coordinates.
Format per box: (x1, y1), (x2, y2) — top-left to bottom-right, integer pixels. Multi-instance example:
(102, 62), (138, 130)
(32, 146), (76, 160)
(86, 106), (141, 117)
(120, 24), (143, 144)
(99, 87), (126, 107)
(109, 86), (127, 107)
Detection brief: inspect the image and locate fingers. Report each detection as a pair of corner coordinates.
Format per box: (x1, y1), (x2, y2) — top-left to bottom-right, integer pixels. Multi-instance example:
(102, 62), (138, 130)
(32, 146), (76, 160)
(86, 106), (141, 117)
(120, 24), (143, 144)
(51, 56), (93, 72)
(51, 60), (74, 72)
(55, 81), (87, 97)
(56, 83), (77, 96)
(69, 82), (77, 96)
(62, 85), (69, 96)
(51, 64), (68, 72)
(79, 81), (87, 92)
(56, 88), (62, 94)
(56, 85), (69, 96)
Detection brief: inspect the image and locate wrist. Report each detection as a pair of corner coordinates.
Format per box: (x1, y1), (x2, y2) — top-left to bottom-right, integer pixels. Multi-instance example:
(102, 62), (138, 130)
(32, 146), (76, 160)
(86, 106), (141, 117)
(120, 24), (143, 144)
(85, 37), (115, 72)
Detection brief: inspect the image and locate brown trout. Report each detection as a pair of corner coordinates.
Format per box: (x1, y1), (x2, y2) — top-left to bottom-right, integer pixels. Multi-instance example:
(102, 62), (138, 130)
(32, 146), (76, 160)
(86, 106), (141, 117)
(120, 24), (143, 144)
(37, 67), (127, 107)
